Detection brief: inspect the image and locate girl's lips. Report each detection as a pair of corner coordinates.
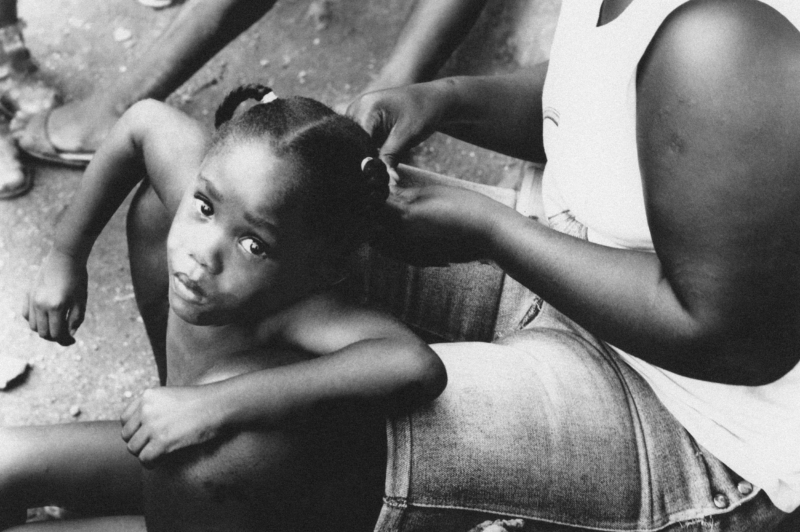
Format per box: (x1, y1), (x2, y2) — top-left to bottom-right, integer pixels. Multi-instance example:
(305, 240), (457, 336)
(172, 272), (207, 303)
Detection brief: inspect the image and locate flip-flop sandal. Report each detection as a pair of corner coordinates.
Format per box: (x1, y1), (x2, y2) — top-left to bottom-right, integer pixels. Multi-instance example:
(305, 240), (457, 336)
(13, 108), (93, 168)
(0, 165), (32, 199)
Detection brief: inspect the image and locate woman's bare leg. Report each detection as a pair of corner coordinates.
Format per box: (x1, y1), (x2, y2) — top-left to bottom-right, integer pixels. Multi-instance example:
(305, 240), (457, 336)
(0, 422), (143, 529)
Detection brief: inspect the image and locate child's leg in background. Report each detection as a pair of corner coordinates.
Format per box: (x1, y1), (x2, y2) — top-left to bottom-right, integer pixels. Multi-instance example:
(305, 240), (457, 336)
(127, 182), (171, 384)
(0, 422), (143, 529)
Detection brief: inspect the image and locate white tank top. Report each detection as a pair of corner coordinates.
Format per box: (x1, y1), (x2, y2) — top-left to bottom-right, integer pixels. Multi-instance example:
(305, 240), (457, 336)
(542, 0), (800, 513)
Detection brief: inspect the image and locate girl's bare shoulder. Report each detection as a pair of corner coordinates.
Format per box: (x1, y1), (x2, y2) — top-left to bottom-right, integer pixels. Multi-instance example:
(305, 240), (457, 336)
(268, 290), (417, 357)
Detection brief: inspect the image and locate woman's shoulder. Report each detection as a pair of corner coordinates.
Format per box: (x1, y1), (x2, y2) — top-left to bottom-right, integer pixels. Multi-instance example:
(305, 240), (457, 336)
(645, 0), (800, 78)
(639, 0), (800, 134)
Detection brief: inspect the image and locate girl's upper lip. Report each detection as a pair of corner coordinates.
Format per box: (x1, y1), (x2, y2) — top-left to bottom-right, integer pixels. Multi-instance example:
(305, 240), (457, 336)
(174, 271), (207, 298)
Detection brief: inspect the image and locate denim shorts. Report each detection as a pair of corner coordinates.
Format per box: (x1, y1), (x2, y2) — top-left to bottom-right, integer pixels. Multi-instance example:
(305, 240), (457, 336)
(372, 302), (786, 531)
(347, 165), (789, 531)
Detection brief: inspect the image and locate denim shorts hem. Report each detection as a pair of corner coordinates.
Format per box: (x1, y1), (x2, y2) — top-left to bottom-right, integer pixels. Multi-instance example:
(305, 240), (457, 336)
(375, 493), (765, 532)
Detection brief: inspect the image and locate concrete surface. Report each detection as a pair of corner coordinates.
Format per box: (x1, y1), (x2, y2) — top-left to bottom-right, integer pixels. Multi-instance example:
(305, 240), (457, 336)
(0, 0), (559, 426)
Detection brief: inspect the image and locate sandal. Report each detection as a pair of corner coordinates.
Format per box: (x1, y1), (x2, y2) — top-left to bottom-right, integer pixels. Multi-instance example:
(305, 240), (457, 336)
(12, 107), (93, 168)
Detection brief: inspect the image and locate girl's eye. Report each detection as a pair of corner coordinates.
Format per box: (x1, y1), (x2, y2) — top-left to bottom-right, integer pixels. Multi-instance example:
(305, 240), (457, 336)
(192, 196), (213, 217)
(240, 237), (269, 258)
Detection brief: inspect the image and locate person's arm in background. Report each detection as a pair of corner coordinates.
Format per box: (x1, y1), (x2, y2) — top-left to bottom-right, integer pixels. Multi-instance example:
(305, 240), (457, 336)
(365, 0), (489, 93)
(350, 0), (800, 386)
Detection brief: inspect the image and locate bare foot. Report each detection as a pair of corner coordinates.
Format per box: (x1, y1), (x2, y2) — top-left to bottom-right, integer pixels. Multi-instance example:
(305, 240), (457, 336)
(42, 97), (122, 155)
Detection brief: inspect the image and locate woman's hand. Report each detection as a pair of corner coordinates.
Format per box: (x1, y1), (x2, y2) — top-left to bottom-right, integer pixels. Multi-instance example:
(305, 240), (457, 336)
(23, 249), (87, 346)
(346, 82), (453, 168)
(378, 184), (504, 266)
(120, 385), (225, 467)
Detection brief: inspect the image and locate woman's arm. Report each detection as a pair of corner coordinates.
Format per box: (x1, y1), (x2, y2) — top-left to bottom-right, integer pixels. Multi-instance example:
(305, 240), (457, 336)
(25, 100), (207, 345)
(374, 1), (800, 386)
(347, 64), (548, 166)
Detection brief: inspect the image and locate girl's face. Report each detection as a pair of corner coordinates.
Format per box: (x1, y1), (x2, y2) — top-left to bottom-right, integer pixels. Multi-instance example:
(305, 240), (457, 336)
(167, 141), (324, 326)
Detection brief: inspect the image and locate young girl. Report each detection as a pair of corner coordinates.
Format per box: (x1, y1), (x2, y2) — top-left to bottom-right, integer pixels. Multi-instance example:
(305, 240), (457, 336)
(4, 85), (446, 531)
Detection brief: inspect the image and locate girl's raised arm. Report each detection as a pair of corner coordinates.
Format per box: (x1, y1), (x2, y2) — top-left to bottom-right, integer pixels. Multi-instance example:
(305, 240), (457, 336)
(24, 100), (208, 345)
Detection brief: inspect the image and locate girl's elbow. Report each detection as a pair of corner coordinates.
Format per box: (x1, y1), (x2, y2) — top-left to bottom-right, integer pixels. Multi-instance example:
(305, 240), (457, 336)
(408, 342), (447, 401)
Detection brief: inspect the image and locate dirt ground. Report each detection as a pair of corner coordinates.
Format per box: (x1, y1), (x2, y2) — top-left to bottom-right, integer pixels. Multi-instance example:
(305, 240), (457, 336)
(0, 0), (559, 426)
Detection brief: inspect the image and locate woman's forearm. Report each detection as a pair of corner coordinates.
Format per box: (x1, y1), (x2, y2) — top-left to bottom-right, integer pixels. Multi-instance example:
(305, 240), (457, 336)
(433, 66), (548, 163)
(481, 203), (781, 385)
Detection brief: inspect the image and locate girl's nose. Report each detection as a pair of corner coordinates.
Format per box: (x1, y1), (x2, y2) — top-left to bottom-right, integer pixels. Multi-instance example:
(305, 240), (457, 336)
(188, 232), (223, 275)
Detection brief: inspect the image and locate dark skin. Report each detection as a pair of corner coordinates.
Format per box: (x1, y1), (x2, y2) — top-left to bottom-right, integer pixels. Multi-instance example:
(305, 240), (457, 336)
(348, 0), (800, 386)
(4, 1), (799, 530)
(5, 100), (446, 531)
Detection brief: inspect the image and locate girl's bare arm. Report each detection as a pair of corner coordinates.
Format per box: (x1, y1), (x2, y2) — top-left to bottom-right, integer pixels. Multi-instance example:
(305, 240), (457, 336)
(52, 100), (207, 262)
(25, 100), (207, 345)
(120, 295), (446, 465)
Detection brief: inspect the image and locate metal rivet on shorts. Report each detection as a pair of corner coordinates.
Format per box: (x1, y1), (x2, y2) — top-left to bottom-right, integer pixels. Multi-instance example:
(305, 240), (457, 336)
(737, 481), (753, 495)
(713, 494), (729, 509)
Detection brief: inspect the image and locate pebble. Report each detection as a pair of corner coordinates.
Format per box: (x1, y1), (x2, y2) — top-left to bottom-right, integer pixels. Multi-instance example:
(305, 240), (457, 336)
(123, 390), (133, 399)
(113, 27), (133, 42)
(259, 58), (270, 67)
(69, 405), (81, 417)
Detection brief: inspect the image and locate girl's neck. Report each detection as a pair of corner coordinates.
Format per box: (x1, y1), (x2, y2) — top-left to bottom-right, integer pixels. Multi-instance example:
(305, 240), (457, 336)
(166, 309), (281, 385)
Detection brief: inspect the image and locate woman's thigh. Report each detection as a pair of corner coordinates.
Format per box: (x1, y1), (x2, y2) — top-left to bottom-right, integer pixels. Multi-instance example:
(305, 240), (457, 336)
(0, 422), (143, 518)
(375, 324), (784, 531)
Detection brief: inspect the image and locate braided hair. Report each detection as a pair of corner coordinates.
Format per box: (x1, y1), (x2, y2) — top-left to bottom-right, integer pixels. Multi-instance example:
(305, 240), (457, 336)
(212, 84), (390, 255)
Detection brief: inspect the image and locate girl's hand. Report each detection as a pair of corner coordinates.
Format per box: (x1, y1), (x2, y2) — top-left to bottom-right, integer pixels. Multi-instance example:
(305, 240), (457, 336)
(23, 249), (88, 346)
(378, 184), (504, 266)
(120, 386), (224, 467)
(346, 82), (452, 168)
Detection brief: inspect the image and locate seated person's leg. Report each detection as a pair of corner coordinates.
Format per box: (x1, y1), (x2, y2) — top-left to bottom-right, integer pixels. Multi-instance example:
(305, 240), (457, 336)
(0, 422), (143, 528)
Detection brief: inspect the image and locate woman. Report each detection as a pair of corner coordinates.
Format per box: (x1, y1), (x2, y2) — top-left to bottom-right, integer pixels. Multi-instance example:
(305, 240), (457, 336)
(346, 0), (800, 530)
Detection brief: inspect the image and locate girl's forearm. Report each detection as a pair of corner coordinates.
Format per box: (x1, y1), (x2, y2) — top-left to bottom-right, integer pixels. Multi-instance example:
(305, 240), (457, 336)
(53, 115), (148, 262)
(207, 338), (446, 430)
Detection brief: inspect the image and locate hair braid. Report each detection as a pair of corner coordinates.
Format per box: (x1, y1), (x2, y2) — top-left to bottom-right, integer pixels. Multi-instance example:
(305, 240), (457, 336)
(214, 84), (273, 128)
